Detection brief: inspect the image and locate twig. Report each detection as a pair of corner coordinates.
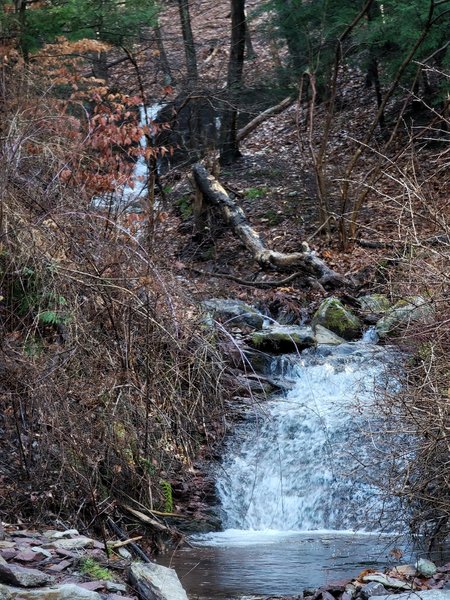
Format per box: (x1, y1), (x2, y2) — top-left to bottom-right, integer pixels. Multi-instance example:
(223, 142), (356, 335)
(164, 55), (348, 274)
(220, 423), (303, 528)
(187, 266), (305, 288)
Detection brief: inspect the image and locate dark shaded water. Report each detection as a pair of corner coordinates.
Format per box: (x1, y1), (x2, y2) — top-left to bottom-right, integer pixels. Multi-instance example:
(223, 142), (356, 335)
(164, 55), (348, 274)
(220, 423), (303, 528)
(158, 531), (409, 599)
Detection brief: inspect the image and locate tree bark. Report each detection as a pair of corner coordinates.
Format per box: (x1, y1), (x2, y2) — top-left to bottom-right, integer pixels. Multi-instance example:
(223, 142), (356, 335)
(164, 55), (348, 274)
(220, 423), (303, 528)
(177, 0), (198, 84)
(192, 164), (349, 288)
(220, 0), (246, 165)
(153, 22), (173, 84)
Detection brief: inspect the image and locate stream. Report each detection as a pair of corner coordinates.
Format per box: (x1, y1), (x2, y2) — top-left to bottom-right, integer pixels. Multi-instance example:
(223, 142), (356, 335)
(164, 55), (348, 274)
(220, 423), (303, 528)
(158, 338), (412, 598)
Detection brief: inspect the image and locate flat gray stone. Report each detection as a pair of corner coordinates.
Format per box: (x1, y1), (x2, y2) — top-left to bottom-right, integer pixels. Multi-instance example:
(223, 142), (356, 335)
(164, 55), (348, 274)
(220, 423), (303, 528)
(0, 563), (54, 587)
(48, 530), (79, 540)
(129, 561), (188, 600)
(313, 324), (345, 345)
(377, 592), (450, 600)
(0, 583), (102, 599)
(363, 574), (413, 590)
(250, 325), (315, 353)
(43, 537), (94, 550)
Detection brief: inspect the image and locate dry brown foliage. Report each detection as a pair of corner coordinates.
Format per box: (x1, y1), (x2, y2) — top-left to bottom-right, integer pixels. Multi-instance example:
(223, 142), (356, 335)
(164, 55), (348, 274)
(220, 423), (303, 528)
(0, 65), (226, 529)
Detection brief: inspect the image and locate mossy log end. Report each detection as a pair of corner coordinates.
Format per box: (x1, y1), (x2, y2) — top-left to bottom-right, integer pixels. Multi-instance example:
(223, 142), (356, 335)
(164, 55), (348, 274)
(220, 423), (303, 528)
(192, 164), (350, 288)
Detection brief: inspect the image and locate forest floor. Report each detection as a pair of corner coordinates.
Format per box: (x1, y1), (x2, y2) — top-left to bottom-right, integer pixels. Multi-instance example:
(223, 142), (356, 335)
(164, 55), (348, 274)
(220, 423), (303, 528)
(110, 0), (449, 317)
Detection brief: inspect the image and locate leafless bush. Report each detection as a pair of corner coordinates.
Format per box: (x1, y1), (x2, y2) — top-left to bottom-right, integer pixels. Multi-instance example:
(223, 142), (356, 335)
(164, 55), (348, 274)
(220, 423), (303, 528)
(0, 67), (226, 529)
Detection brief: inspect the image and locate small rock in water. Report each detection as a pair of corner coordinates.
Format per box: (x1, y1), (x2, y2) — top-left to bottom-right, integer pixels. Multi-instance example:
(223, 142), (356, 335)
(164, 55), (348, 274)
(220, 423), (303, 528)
(416, 558), (437, 577)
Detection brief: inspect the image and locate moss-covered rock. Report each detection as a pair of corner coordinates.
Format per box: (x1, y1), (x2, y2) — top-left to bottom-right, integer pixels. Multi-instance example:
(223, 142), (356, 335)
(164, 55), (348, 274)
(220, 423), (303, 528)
(376, 296), (433, 338)
(358, 294), (392, 314)
(311, 297), (362, 341)
(250, 325), (315, 353)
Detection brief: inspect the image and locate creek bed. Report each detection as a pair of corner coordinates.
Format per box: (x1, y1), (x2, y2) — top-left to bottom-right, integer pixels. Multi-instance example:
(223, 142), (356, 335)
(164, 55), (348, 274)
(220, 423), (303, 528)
(158, 530), (410, 598)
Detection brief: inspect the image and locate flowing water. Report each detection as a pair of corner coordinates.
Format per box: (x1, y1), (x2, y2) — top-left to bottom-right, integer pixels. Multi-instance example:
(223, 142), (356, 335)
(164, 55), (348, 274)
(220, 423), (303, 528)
(159, 338), (411, 598)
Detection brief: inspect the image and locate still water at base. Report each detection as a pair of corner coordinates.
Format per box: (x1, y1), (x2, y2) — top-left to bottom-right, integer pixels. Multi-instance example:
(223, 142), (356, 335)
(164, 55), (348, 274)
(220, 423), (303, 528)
(158, 530), (408, 598)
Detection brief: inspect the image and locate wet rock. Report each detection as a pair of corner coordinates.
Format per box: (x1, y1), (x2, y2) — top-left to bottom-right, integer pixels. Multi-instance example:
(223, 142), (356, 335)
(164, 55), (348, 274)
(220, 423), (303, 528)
(360, 581), (387, 598)
(250, 325), (315, 353)
(416, 558), (437, 577)
(312, 298), (362, 341)
(313, 324), (345, 345)
(0, 563), (54, 587)
(0, 582), (102, 598)
(202, 299), (265, 330)
(129, 561), (189, 600)
(362, 573), (413, 590)
(376, 296), (433, 338)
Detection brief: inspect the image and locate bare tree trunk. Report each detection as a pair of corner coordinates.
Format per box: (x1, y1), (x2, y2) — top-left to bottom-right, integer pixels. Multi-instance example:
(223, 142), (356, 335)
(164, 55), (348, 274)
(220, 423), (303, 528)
(153, 23), (173, 84)
(220, 0), (246, 165)
(92, 50), (109, 81)
(177, 0), (198, 84)
(192, 164), (349, 287)
(244, 9), (256, 59)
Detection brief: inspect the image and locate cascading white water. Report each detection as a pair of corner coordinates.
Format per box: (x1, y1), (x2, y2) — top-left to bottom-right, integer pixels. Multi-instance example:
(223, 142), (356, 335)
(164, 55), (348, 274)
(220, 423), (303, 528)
(160, 340), (407, 598)
(215, 340), (398, 533)
(92, 104), (163, 210)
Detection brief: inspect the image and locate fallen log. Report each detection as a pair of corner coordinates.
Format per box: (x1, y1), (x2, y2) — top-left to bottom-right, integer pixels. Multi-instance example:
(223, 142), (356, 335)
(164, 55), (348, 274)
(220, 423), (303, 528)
(192, 164), (350, 288)
(237, 95), (295, 142)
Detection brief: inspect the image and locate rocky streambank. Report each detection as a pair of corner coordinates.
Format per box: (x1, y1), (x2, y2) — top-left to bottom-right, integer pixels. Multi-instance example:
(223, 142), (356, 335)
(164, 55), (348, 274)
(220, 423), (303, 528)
(250, 559), (450, 600)
(0, 525), (188, 600)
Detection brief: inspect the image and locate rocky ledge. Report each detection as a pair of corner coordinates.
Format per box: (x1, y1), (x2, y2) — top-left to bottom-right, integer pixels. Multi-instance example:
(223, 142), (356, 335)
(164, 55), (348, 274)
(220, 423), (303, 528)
(0, 525), (187, 600)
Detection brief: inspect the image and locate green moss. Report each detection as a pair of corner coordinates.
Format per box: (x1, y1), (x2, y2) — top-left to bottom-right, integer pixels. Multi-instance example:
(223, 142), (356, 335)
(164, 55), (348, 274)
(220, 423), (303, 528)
(176, 195), (193, 221)
(312, 297), (362, 340)
(245, 186), (268, 200)
(79, 557), (115, 581)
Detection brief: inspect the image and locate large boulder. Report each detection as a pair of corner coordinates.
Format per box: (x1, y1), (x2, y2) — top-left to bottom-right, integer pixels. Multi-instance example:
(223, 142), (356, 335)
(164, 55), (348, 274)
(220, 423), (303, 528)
(312, 298), (362, 341)
(375, 296), (432, 338)
(201, 299), (265, 330)
(129, 562), (188, 600)
(250, 325), (316, 353)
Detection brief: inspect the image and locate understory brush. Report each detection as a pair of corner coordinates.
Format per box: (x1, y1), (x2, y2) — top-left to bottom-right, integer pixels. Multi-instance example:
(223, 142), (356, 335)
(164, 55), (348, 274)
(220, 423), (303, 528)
(367, 130), (450, 552)
(0, 66), (226, 530)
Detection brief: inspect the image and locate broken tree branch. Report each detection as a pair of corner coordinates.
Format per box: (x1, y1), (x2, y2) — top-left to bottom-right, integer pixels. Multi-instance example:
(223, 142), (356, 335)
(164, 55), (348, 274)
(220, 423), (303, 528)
(237, 95), (295, 142)
(192, 164), (350, 288)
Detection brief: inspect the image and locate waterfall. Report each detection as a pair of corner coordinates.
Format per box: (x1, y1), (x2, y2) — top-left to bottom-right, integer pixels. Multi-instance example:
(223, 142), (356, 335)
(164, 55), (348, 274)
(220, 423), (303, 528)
(92, 104), (163, 210)
(215, 341), (398, 533)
